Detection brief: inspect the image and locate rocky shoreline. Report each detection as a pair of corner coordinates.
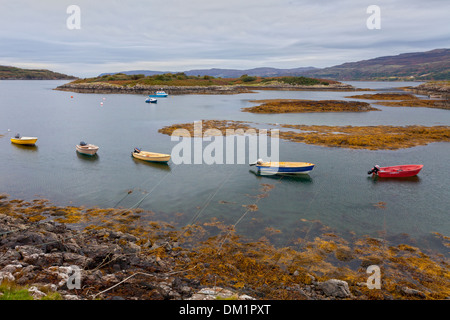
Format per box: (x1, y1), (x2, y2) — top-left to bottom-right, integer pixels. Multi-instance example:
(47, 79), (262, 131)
(0, 212), (233, 300)
(1, 194), (449, 301)
(403, 81), (450, 99)
(54, 82), (355, 95)
(0, 210), (352, 301)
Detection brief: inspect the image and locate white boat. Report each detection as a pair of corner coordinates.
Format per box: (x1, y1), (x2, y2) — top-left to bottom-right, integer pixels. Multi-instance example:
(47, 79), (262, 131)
(145, 98), (157, 103)
(76, 142), (99, 156)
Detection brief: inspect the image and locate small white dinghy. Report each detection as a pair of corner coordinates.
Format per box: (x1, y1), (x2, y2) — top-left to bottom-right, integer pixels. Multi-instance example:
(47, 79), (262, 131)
(76, 141), (99, 156)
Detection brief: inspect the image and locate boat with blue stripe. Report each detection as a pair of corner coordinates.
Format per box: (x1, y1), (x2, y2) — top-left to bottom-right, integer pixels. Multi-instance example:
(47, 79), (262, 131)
(149, 90), (168, 97)
(251, 159), (315, 175)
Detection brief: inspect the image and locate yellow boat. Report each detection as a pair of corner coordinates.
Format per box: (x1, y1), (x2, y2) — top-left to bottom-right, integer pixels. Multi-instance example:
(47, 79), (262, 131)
(11, 136), (38, 146)
(251, 159), (315, 175)
(132, 148), (171, 163)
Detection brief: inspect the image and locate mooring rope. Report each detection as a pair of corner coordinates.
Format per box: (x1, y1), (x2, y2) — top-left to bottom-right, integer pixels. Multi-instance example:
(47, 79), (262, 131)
(128, 168), (175, 209)
(187, 165), (238, 226)
(216, 174), (284, 252)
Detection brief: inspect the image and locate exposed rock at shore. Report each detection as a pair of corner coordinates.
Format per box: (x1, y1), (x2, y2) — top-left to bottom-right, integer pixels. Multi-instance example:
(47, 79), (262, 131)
(1, 195), (449, 300)
(158, 120), (450, 150)
(403, 81), (450, 100)
(242, 99), (379, 113)
(346, 92), (450, 110)
(54, 82), (355, 95)
(55, 82), (253, 95)
(0, 212), (328, 300)
(0, 213), (202, 300)
(316, 279), (352, 298)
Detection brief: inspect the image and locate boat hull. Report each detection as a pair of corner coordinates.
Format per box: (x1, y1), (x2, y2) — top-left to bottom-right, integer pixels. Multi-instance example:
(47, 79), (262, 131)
(149, 92), (168, 97)
(375, 165), (423, 178)
(11, 137), (38, 145)
(132, 151), (171, 163)
(76, 144), (99, 156)
(256, 162), (315, 175)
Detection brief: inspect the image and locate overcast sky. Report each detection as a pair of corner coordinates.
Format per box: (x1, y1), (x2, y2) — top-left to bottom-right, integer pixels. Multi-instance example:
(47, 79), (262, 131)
(0, 0), (448, 77)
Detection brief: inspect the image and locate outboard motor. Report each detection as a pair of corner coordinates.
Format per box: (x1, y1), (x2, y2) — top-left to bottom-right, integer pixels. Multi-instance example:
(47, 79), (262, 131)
(134, 147), (141, 153)
(15, 133), (20, 139)
(368, 165), (380, 175)
(250, 158), (264, 166)
(80, 141), (87, 146)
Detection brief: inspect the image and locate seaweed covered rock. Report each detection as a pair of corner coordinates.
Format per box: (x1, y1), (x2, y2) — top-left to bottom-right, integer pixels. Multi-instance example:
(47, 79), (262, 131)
(317, 279), (352, 298)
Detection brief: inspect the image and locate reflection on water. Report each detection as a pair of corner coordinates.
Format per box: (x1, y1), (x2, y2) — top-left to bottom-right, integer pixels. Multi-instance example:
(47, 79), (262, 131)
(249, 169), (313, 183)
(76, 151), (99, 161)
(368, 175), (421, 184)
(11, 143), (39, 152)
(131, 157), (172, 172)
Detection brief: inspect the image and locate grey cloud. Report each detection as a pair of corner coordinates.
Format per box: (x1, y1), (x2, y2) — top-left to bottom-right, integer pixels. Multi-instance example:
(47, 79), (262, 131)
(0, 0), (448, 76)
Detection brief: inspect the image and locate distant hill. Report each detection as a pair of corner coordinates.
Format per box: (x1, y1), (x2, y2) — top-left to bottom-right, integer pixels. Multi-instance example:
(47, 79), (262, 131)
(303, 49), (450, 81)
(183, 67), (318, 78)
(99, 66), (317, 78)
(99, 49), (449, 81)
(0, 66), (76, 80)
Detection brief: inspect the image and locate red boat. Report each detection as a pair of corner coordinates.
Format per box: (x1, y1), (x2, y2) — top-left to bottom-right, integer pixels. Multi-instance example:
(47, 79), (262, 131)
(368, 165), (423, 178)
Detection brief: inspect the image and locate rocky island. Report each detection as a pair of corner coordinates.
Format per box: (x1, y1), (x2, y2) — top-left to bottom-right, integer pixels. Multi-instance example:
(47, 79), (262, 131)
(242, 99), (379, 113)
(403, 80), (450, 99)
(54, 73), (355, 95)
(346, 92), (450, 110)
(159, 120), (450, 150)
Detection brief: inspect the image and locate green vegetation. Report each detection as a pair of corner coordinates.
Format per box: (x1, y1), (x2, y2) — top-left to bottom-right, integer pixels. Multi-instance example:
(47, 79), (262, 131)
(0, 65), (76, 80)
(0, 280), (62, 300)
(270, 76), (330, 86)
(71, 72), (337, 87)
(240, 74), (257, 82)
(0, 281), (33, 300)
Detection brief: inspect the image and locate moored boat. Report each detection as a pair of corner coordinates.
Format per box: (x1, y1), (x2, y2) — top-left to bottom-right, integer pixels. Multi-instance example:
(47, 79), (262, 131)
(10, 134), (38, 146)
(149, 90), (168, 97)
(367, 164), (423, 178)
(145, 98), (157, 103)
(132, 147), (171, 163)
(76, 141), (99, 156)
(251, 159), (315, 175)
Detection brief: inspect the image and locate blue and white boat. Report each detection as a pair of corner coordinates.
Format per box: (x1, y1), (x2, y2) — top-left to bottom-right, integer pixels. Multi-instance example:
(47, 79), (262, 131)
(145, 98), (157, 103)
(251, 159), (315, 175)
(149, 90), (168, 97)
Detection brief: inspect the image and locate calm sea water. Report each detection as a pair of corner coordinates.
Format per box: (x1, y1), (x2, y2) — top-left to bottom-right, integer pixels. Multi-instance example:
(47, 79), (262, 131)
(1, 80), (449, 253)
